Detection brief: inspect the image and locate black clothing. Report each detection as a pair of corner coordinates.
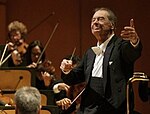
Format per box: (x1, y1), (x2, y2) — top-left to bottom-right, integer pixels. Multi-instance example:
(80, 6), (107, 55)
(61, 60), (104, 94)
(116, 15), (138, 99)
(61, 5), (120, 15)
(62, 36), (142, 114)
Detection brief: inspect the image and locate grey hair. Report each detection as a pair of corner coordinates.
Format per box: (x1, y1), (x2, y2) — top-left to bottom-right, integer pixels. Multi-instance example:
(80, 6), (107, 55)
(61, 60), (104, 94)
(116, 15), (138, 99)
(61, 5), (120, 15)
(94, 7), (117, 29)
(15, 86), (41, 114)
(8, 21), (27, 34)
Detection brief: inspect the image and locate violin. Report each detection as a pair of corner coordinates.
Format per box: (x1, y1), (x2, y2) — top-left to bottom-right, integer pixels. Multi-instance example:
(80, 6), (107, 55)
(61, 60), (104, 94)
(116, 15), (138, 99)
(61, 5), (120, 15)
(7, 39), (28, 55)
(6, 39), (28, 66)
(35, 60), (56, 88)
(28, 23), (59, 87)
(37, 59), (56, 75)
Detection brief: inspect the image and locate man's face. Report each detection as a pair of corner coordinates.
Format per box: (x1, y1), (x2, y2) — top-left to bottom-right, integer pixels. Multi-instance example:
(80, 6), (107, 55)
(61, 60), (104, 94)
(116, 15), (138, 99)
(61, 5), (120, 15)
(9, 30), (22, 44)
(91, 10), (113, 39)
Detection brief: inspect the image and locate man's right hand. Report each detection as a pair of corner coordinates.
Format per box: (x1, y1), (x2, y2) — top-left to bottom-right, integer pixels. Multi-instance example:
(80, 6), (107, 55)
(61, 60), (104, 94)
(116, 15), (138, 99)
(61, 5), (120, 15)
(60, 59), (73, 73)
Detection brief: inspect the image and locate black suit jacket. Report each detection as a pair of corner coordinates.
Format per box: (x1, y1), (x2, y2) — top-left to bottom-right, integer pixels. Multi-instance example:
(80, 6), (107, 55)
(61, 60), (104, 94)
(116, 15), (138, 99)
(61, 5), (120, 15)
(62, 35), (142, 110)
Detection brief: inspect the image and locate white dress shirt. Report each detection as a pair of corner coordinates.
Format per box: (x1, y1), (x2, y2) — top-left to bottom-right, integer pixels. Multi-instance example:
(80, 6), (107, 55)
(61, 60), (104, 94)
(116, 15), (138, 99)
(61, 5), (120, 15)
(92, 34), (114, 78)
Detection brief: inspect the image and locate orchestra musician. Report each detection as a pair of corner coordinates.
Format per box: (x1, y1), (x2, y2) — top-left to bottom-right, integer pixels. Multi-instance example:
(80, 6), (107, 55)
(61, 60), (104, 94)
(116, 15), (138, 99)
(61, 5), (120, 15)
(0, 21), (29, 106)
(54, 55), (85, 114)
(26, 40), (56, 90)
(6, 21), (28, 67)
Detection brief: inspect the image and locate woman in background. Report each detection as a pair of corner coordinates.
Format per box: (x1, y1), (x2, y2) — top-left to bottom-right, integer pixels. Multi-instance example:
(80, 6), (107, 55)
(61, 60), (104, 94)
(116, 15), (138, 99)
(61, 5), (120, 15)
(26, 40), (56, 90)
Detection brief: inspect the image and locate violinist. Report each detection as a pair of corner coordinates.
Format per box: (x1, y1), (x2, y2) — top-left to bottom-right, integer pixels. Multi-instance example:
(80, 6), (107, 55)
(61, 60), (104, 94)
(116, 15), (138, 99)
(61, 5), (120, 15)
(6, 21), (28, 67)
(54, 55), (85, 114)
(26, 40), (56, 90)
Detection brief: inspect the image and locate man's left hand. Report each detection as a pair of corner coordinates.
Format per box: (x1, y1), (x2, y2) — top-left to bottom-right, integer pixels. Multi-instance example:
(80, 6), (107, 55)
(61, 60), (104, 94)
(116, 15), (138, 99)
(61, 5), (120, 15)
(121, 19), (139, 44)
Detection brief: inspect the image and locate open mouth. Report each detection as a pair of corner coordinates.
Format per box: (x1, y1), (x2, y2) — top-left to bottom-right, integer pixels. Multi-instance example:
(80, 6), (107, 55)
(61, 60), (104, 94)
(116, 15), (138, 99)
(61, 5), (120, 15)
(93, 24), (102, 30)
(95, 27), (100, 30)
(93, 27), (101, 31)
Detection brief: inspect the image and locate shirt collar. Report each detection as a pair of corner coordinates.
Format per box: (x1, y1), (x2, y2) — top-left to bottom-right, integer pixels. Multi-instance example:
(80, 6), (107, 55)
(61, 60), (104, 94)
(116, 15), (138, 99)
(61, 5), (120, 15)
(97, 34), (114, 52)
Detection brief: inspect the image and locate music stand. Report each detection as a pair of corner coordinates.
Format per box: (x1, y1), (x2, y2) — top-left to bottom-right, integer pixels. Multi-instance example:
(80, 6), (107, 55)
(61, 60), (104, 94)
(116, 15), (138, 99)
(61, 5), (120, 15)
(0, 67), (36, 105)
(0, 67), (36, 91)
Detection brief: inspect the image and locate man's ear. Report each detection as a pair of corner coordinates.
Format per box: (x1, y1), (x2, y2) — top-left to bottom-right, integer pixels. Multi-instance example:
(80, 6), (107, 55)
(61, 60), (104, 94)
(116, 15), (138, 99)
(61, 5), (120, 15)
(110, 23), (115, 30)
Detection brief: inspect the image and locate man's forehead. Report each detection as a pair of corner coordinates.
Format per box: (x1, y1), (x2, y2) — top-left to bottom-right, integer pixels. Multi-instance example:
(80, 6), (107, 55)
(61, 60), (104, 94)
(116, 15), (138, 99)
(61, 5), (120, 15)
(10, 30), (20, 35)
(93, 10), (109, 17)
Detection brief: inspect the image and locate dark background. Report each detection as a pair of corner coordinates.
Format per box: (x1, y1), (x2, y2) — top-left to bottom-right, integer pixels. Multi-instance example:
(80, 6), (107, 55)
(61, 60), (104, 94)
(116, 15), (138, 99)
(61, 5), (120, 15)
(0, 0), (149, 113)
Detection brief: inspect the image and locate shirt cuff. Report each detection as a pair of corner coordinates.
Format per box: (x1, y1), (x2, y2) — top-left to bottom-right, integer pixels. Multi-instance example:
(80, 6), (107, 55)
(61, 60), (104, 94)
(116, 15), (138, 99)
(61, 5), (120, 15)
(62, 69), (70, 74)
(130, 38), (140, 47)
(53, 84), (61, 93)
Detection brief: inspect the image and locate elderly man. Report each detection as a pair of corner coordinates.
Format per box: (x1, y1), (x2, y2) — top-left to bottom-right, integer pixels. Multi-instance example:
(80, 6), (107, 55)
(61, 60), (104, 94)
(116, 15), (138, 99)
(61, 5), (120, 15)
(54, 7), (142, 114)
(15, 86), (41, 114)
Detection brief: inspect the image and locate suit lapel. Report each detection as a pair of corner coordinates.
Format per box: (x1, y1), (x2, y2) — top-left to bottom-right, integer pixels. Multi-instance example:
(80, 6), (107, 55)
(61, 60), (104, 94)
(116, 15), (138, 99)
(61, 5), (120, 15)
(86, 48), (96, 82)
(103, 37), (115, 93)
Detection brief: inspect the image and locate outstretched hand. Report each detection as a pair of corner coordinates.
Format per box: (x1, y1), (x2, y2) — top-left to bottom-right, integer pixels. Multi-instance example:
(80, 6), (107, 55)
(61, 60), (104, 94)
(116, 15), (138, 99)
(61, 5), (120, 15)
(120, 19), (139, 44)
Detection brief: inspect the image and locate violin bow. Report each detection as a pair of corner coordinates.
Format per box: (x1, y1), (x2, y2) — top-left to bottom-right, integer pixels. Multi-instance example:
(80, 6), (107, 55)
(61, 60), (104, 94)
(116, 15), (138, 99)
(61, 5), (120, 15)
(28, 12), (55, 34)
(0, 12), (55, 67)
(0, 44), (8, 65)
(0, 54), (11, 66)
(0, 44), (13, 67)
(36, 22), (59, 64)
(0, 22), (59, 67)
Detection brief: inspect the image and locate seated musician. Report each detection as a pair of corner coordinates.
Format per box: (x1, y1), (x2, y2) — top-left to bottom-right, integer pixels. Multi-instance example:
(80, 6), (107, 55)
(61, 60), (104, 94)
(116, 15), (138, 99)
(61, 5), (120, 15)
(53, 55), (85, 114)
(26, 40), (56, 90)
(4, 21), (28, 67)
(0, 21), (29, 106)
